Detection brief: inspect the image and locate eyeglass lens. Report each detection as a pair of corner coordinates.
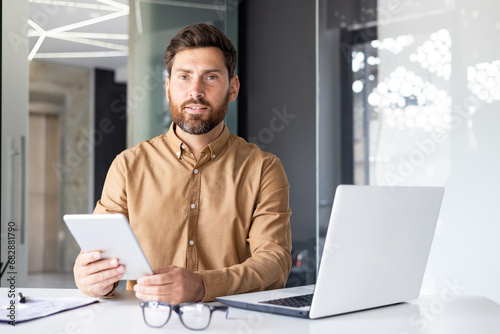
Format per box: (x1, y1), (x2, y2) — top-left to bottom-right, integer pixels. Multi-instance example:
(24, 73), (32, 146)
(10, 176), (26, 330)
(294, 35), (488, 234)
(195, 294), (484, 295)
(142, 302), (171, 328)
(143, 302), (221, 330)
(178, 304), (212, 330)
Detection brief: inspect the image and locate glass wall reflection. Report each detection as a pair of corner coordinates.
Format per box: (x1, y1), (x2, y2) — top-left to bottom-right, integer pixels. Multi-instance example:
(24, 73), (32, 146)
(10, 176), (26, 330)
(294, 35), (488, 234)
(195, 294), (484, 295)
(349, 0), (500, 301)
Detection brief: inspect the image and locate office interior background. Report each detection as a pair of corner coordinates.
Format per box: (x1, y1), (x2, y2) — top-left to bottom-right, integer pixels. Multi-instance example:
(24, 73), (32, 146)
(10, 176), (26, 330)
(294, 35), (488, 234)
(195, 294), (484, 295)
(1, 0), (499, 304)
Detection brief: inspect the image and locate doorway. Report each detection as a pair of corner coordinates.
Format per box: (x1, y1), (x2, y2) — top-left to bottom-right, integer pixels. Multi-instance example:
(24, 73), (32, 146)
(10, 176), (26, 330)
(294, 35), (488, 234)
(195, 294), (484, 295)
(28, 103), (62, 274)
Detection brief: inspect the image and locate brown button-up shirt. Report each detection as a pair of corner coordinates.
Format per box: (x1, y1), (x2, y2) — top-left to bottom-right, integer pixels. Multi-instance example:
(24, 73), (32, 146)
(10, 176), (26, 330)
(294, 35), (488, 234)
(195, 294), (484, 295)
(93, 123), (292, 301)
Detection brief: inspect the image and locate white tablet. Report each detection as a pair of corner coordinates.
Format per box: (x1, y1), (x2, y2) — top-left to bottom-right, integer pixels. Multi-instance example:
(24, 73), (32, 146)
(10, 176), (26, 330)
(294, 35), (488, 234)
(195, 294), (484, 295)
(64, 213), (153, 280)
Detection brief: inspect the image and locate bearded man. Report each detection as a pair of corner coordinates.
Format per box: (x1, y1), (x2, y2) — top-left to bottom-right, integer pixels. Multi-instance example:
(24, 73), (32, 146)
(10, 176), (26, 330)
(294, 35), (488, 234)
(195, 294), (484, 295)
(73, 23), (292, 304)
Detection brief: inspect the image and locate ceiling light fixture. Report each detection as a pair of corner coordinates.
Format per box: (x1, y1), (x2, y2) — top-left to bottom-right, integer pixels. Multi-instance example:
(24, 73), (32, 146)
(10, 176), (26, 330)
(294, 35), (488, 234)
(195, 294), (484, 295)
(29, 0), (122, 11)
(28, 0), (129, 61)
(29, 31), (129, 40)
(33, 51), (128, 58)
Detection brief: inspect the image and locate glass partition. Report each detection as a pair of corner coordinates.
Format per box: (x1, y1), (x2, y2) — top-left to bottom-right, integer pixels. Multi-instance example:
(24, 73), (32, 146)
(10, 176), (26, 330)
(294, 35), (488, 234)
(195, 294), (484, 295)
(372, 0), (500, 301)
(327, 0), (500, 302)
(319, 0), (500, 303)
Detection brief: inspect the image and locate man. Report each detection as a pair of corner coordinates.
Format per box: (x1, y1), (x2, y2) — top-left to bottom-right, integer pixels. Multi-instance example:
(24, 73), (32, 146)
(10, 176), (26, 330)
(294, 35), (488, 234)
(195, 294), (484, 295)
(73, 23), (292, 303)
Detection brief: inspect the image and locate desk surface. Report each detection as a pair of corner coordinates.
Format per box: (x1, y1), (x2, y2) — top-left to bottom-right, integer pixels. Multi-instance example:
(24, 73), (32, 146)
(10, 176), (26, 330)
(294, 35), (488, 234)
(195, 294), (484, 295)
(1, 288), (500, 333)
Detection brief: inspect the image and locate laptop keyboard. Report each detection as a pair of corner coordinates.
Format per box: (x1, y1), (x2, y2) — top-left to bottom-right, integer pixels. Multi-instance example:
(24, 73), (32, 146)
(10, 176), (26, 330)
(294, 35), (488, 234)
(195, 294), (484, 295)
(259, 293), (313, 308)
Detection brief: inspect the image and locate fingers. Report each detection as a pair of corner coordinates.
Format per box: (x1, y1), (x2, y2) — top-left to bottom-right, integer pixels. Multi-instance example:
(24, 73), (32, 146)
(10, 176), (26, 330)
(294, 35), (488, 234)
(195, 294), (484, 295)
(74, 251), (126, 296)
(84, 269), (124, 296)
(135, 270), (175, 302)
(134, 267), (204, 304)
(81, 258), (121, 277)
(82, 261), (125, 286)
(77, 251), (102, 266)
(134, 284), (174, 303)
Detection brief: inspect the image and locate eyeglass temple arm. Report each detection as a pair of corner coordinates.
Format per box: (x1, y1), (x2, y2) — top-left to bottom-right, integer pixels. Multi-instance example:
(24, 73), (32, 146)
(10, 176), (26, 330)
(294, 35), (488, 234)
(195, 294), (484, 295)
(211, 305), (228, 311)
(210, 305), (229, 319)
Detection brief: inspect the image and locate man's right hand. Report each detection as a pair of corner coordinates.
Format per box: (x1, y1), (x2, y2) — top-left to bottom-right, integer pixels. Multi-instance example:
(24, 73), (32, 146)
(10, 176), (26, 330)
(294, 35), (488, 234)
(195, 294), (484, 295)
(74, 251), (125, 296)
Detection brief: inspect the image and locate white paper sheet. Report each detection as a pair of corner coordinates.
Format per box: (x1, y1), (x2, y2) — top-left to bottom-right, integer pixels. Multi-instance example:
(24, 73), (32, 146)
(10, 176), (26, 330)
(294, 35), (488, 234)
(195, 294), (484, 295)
(0, 296), (99, 323)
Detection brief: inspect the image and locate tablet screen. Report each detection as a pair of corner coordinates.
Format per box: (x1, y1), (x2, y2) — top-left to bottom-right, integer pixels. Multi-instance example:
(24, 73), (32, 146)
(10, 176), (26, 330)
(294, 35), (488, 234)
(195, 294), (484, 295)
(64, 213), (153, 280)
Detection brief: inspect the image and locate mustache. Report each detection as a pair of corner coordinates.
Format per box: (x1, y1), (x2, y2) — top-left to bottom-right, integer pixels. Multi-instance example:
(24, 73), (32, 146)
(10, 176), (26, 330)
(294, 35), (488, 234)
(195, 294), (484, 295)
(180, 98), (212, 109)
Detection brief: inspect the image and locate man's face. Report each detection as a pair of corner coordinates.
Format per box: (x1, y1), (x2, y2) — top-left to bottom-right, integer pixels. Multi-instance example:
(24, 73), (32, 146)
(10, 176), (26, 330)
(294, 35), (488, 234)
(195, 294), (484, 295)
(166, 47), (239, 135)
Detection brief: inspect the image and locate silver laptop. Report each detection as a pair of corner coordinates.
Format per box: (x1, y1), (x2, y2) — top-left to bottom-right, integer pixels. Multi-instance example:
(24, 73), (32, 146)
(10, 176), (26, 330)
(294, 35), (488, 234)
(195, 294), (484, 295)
(216, 185), (444, 319)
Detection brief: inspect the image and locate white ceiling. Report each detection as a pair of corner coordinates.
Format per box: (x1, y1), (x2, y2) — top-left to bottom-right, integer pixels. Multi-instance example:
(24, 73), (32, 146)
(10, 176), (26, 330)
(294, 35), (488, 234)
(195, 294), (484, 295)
(28, 0), (129, 72)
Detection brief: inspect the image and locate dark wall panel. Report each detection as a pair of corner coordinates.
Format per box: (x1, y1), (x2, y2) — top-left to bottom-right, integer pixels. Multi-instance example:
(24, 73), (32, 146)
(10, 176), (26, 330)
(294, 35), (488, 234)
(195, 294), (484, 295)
(239, 1), (317, 258)
(93, 69), (126, 206)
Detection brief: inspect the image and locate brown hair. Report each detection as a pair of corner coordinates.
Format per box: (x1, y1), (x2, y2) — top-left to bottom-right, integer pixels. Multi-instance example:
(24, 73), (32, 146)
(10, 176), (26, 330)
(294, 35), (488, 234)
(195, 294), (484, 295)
(164, 23), (237, 78)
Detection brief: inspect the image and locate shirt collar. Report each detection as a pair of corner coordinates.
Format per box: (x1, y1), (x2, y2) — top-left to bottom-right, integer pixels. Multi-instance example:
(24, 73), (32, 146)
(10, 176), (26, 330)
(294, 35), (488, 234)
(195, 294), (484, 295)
(166, 122), (230, 161)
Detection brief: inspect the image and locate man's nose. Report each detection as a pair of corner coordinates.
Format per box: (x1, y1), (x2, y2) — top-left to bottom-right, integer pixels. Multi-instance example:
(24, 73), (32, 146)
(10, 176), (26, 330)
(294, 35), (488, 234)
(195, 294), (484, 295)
(189, 78), (205, 99)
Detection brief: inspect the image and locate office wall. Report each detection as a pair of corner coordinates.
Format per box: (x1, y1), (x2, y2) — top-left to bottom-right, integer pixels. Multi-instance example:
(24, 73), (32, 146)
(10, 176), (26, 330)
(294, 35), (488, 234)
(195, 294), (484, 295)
(239, 0), (317, 267)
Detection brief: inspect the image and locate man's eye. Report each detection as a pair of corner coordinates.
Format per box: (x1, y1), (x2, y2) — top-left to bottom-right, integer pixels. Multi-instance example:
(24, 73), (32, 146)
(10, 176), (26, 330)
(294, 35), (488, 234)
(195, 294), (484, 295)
(179, 75), (188, 80)
(207, 75), (218, 80)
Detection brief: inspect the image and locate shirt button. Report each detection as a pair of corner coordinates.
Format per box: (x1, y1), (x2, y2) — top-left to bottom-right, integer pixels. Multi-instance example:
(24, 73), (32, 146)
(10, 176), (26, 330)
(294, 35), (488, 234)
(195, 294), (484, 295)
(191, 203), (196, 209)
(189, 240), (194, 246)
(181, 144), (186, 149)
(194, 169), (199, 174)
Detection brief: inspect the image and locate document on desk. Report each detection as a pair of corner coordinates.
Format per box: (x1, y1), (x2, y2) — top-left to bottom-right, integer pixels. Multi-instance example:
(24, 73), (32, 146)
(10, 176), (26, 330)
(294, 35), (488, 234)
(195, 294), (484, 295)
(0, 296), (99, 323)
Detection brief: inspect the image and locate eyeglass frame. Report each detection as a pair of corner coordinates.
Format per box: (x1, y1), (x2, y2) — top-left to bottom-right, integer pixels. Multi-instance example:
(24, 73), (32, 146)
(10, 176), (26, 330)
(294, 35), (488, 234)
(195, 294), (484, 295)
(140, 301), (228, 331)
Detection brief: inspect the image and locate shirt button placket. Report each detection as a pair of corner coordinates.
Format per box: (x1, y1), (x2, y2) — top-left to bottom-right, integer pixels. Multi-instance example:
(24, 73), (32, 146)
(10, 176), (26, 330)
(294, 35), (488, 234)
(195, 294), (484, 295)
(187, 166), (200, 271)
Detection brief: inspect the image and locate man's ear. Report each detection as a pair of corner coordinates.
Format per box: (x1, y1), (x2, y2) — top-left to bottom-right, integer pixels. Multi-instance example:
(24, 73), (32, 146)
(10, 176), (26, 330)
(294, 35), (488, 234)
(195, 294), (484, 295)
(165, 77), (170, 102)
(229, 75), (240, 102)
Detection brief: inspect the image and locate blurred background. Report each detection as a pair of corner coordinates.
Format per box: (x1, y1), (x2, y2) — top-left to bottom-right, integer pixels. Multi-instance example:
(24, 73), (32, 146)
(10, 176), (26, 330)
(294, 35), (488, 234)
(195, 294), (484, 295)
(2, 0), (499, 305)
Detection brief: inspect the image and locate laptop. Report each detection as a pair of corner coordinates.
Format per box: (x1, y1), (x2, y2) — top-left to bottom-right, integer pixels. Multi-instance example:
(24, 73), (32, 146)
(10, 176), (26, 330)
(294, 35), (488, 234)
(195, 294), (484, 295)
(216, 185), (444, 319)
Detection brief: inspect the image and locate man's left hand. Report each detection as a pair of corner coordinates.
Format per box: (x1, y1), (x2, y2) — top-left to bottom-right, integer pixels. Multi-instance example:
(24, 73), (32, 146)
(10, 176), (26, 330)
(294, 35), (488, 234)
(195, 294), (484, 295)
(134, 266), (205, 304)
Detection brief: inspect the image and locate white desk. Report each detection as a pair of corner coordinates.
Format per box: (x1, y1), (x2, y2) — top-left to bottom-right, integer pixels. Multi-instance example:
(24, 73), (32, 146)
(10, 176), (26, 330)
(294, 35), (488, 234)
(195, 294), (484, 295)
(1, 288), (500, 333)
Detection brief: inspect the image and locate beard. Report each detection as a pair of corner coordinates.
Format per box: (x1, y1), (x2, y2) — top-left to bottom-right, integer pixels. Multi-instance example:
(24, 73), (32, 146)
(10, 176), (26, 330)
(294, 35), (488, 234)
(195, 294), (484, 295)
(169, 90), (230, 135)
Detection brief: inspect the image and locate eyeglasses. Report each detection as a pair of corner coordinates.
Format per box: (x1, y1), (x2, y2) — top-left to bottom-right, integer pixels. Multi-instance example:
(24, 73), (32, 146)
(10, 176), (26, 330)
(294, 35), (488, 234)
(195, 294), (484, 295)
(140, 301), (228, 331)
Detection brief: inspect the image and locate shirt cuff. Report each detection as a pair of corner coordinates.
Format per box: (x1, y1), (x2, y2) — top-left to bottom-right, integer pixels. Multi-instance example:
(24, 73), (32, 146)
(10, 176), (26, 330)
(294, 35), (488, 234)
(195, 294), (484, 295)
(195, 269), (227, 302)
